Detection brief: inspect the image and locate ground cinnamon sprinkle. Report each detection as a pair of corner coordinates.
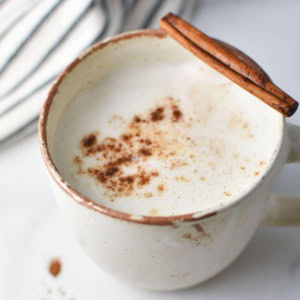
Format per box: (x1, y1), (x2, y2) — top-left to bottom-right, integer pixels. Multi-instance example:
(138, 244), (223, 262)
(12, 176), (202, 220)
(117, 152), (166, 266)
(73, 156), (83, 174)
(133, 115), (143, 123)
(73, 156), (82, 165)
(137, 171), (151, 186)
(105, 167), (119, 176)
(49, 258), (61, 277)
(119, 176), (135, 184)
(157, 184), (165, 192)
(73, 97), (184, 198)
(81, 133), (97, 148)
(172, 105), (182, 122)
(150, 107), (164, 121)
(139, 148), (152, 156)
(121, 134), (131, 142)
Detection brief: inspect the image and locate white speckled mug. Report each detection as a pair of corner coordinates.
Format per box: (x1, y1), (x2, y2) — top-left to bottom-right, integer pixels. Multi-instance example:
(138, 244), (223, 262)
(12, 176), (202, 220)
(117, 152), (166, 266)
(39, 29), (300, 290)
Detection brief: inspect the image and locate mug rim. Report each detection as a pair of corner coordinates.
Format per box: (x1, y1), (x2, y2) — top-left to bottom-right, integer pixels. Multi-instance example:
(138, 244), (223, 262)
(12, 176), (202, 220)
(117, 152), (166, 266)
(38, 29), (285, 226)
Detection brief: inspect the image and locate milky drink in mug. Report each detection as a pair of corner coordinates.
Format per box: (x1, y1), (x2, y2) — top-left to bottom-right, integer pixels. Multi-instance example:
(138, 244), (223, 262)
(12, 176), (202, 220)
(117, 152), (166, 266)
(40, 30), (300, 290)
(53, 41), (281, 217)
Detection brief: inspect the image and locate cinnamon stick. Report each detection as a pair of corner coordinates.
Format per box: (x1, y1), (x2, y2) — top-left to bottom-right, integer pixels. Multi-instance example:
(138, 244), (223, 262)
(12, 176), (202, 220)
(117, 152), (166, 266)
(160, 13), (298, 117)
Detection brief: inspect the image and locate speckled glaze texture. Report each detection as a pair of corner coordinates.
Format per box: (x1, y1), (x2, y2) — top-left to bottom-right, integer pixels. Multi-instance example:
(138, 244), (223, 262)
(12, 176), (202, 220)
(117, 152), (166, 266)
(52, 172), (281, 290)
(39, 29), (300, 290)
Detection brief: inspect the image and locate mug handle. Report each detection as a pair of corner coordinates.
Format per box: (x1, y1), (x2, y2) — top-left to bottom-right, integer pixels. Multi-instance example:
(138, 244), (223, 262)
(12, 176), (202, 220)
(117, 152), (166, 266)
(262, 123), (300, 225)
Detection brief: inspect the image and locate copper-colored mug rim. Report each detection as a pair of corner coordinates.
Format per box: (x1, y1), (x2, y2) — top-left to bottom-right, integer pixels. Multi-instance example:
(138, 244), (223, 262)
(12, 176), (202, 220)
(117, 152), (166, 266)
(38, 29), (285, 226)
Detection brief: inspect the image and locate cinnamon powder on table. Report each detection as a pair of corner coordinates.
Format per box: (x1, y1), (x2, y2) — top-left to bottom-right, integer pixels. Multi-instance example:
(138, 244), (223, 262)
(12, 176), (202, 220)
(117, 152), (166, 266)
(49, 258), (62, 277)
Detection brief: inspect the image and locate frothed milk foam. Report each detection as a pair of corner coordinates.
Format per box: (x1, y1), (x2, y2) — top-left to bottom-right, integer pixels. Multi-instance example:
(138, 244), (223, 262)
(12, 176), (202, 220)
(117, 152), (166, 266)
(53, 35), (283, 216)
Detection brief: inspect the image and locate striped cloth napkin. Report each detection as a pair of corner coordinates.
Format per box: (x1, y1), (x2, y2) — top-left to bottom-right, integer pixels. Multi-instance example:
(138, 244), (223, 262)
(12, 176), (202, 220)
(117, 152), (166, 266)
(0, 0), (197, 148)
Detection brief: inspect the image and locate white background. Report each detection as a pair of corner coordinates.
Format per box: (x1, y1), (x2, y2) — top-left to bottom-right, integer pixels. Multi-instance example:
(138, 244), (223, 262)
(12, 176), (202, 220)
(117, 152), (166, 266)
(1, 0), (300, 299)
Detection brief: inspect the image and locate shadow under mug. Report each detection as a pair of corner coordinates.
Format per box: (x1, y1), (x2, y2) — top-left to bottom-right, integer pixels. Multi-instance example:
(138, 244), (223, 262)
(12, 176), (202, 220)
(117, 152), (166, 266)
(39, 29), (300, 290)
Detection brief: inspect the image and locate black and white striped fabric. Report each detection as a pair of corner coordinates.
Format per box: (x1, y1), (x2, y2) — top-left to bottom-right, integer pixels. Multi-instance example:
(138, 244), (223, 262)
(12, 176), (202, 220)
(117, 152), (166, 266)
(0, 0), (197, 147)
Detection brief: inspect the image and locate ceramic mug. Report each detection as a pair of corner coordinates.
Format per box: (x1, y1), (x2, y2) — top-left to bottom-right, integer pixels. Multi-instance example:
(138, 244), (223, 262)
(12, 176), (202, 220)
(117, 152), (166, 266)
(39, 29), (300, 291)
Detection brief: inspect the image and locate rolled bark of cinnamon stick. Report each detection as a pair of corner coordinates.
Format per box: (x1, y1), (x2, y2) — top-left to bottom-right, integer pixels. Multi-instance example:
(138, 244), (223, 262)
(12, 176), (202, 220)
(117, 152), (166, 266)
(160, 13), (298, 117)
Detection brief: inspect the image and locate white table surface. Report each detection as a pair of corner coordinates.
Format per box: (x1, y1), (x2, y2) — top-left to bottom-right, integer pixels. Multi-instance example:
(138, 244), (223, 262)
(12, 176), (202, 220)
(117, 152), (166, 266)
(1, 1), (300, 299)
